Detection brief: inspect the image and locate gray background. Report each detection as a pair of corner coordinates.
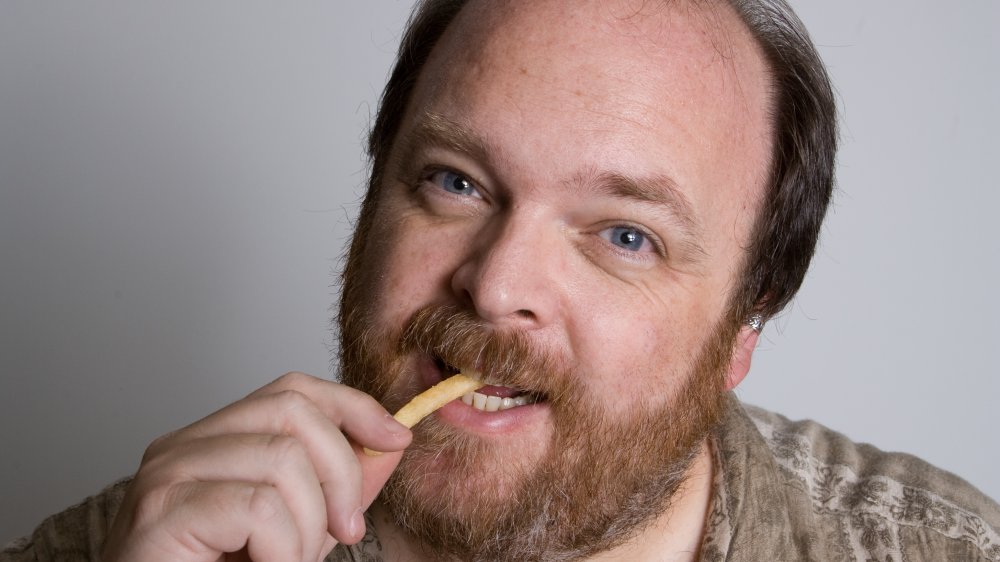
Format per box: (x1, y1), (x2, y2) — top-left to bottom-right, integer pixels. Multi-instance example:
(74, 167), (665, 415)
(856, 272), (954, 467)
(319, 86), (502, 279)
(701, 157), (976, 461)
(1, 1), (996, 543)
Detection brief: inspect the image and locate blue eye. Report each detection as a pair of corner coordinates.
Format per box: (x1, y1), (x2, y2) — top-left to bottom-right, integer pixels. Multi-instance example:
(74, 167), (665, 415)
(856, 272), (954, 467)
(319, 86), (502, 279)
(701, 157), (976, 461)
(430, 170), (479, 197)
(603, 226), (649, 252)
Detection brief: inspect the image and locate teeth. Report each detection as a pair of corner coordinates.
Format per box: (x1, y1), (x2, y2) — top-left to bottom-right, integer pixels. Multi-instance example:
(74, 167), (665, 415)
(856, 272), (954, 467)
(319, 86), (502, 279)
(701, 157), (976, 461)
(461, 390), (537, 411)
(472, 392), (487, 410)
(485, 395), (501, 412)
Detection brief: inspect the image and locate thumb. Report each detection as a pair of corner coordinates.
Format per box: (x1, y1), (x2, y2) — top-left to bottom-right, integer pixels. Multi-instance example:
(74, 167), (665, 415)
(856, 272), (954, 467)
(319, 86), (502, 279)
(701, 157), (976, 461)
(358, 448), (406, 509)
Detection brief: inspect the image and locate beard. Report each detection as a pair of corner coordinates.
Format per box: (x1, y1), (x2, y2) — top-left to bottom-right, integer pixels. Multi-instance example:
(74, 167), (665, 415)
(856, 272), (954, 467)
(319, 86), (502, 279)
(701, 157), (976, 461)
(340, 296), (737, 562)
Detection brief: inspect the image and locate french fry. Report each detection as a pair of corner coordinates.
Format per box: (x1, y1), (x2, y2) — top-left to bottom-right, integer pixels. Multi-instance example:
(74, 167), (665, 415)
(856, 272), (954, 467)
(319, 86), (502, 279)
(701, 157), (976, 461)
(392, 372), (482, 428)
(364, 371), (482, 456)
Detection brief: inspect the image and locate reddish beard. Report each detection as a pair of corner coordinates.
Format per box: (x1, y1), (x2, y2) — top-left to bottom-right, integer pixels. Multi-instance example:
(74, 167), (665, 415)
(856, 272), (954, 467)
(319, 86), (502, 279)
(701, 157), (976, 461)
(339, 304), (736, 562)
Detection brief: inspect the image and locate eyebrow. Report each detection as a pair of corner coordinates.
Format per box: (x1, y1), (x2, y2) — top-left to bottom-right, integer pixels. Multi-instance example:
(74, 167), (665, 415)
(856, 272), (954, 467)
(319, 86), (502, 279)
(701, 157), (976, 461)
(396, 112), (506, 173)
(586, 171), (707, 259)
(593, 171), (700, 233)
(397, 112), (707, 260)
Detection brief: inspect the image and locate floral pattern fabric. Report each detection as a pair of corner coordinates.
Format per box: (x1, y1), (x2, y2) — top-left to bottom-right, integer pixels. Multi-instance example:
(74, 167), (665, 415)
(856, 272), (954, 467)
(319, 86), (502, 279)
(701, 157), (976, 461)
(700, 397), (1000, 561)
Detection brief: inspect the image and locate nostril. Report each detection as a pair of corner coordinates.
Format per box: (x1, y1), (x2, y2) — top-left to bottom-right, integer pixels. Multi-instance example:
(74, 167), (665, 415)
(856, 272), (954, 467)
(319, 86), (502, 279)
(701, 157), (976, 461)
(451, 249), (551, 326)
(458, 288), (476, 309)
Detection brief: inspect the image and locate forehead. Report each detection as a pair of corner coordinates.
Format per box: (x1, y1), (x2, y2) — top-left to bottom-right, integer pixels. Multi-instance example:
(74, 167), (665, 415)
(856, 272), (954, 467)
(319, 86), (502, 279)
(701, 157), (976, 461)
(399, 0), (773, 246)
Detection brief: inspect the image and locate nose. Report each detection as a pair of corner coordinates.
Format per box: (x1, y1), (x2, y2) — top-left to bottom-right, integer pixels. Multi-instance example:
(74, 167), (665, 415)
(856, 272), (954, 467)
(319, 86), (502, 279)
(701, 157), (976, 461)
(450, 214), (560, 330)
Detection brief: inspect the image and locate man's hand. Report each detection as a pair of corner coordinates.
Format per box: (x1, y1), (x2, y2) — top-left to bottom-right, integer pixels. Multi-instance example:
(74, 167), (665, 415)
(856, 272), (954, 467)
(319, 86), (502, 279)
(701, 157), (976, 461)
(101, 372), (411, 562)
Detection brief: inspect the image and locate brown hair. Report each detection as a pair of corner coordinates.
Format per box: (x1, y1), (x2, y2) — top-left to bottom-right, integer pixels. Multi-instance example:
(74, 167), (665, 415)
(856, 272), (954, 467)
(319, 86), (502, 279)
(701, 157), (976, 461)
(343, 0), (837, 326)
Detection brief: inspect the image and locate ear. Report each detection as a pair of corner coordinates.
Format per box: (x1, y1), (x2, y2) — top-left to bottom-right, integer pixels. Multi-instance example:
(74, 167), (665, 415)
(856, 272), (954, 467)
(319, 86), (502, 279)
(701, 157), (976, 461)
(724, 325), (759, 391)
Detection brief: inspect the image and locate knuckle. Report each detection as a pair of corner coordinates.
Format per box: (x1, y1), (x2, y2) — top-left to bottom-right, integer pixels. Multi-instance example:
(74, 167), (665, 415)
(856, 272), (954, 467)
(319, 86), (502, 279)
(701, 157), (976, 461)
(140, 432), (175, 464)
(275, 371), (312, 388)
(133, 450), (175, 488)
(264, 389), (320, 437)
(130, 483), (175, 527)
(245, 485), (286, 526)
(264, 434), (309, 470)
(271, 388), (312, 411)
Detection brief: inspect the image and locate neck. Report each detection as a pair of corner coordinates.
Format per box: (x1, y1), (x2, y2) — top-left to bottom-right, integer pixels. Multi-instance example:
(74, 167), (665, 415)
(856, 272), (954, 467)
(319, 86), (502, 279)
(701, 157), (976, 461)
(370, 439), (716, 562)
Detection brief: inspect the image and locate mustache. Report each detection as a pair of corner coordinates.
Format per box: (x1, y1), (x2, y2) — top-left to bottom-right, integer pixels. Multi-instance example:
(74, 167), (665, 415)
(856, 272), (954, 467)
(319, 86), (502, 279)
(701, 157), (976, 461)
(397, 305), (570, 399)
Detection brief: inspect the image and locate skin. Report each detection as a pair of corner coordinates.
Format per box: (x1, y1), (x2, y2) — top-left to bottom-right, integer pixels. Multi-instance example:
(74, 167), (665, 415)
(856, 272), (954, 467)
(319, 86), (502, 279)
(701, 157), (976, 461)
(102, 373), (411, 562)
(361, 0), (772, 559)
(102, 0), (771, 560)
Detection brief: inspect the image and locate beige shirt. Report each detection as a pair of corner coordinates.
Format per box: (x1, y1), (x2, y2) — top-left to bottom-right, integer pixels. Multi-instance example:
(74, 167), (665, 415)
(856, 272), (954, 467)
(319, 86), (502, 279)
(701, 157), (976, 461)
(6, 396), (999, 561)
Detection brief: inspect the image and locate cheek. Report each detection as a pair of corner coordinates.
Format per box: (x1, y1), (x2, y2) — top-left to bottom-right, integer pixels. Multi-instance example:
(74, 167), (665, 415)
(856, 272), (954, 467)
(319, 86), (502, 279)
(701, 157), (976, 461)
(365, 212), (461, 326)
(568, 287), (713, 411)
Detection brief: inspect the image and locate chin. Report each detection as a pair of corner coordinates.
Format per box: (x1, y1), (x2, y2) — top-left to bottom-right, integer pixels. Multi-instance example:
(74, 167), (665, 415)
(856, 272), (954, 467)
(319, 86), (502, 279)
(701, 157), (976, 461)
(397, 416), (547, 503)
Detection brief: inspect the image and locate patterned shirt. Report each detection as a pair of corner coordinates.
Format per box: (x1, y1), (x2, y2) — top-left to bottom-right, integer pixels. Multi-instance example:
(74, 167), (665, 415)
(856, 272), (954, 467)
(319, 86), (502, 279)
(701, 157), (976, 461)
(700, 396), (1000, 561)
(5, 395), (998, 561)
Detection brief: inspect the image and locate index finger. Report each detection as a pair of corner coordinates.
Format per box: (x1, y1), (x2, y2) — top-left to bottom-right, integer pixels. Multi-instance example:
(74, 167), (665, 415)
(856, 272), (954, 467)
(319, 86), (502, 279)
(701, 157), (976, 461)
(248, 372), (412, 449)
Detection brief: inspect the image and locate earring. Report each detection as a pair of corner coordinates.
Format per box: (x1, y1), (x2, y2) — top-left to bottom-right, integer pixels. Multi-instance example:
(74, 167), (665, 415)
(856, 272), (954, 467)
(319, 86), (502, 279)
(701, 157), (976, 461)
(747, 313), (764, 333)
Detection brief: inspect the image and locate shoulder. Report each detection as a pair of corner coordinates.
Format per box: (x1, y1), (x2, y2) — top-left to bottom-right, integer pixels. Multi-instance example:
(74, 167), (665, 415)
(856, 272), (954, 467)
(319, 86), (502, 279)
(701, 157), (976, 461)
(741, 402), (1000, 560)
(2, 477), (131, 561)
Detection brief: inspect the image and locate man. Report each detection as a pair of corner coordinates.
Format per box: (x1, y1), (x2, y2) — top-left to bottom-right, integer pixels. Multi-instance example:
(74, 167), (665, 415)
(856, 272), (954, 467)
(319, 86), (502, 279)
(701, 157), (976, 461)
(5, 0), (998, 560)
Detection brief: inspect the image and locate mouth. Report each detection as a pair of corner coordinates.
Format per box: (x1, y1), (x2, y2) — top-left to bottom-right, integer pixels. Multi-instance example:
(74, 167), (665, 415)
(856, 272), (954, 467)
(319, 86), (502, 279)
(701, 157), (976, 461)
(432, 355), (546, 412)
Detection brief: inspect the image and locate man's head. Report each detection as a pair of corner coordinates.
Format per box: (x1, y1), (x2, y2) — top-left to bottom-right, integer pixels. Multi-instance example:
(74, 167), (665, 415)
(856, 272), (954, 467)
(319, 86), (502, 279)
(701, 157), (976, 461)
(352, 0), (837, 328)
(339, 0), (835, 559)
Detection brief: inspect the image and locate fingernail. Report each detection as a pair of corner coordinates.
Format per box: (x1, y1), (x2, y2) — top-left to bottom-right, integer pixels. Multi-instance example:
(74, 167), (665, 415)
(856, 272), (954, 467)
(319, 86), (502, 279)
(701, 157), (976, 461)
(383, 413), (408, 435)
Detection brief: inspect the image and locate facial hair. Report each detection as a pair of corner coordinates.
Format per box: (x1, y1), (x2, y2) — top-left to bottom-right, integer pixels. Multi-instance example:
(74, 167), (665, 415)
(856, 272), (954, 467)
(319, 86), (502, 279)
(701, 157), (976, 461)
(340, 300), (737, 562)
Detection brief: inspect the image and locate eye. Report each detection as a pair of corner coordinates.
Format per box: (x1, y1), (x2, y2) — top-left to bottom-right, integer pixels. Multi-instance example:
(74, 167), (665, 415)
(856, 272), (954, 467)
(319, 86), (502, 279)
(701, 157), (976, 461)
(600, 225), (654, 253)
(428, 169), (481, 198)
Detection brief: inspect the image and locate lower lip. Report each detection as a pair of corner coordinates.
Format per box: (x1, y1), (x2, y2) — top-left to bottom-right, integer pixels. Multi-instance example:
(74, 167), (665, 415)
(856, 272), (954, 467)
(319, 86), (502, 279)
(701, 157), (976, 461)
(436, 396), (547, 433)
